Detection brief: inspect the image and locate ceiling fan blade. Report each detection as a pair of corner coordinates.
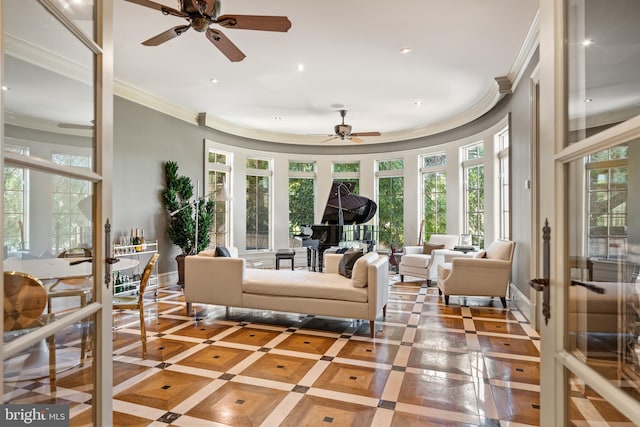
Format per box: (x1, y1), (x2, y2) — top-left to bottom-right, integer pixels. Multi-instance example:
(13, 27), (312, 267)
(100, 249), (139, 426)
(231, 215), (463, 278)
(350, 131), (381, 137)
(206, 28), (246, 62)
(123, 0), (187, 18)
(320, 136), (339, 143)
(216, 15), (292, 32)
(349, 137), (365, 143)
(142, 25), (190, 46)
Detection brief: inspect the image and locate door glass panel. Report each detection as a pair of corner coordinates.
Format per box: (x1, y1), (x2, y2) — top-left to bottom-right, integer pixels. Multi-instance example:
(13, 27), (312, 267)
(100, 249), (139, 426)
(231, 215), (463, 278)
(50, 0), (96, 40)
(3, 0), (95, 164)
(568, 370), (636, 425)
(3, 168), (95, 340)
(566, 140), (640, 402)
(567, 0), (640, 144)
(3, 318), (95, 421)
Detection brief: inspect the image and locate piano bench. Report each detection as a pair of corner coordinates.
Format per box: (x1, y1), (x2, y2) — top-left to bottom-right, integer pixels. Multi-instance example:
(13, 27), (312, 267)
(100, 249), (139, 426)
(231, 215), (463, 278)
(275, 249), (296, 270)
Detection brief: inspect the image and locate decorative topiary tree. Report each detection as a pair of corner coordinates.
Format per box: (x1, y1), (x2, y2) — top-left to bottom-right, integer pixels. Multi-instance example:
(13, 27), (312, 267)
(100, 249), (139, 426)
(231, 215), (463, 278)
(162, 161), (214, 284)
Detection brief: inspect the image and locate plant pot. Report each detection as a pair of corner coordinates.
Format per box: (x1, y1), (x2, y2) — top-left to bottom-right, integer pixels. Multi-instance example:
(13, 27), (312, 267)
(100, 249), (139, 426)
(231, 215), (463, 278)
(176, 253), (186, 285)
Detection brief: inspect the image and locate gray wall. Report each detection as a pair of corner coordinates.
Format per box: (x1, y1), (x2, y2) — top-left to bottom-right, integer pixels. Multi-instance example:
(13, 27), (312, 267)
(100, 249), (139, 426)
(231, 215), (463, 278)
(114, 49), (538, 295)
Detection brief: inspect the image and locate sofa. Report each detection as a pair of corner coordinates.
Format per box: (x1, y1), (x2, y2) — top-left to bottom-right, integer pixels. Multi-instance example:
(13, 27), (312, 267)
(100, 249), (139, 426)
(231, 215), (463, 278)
(399, 234), (460, 284)
(184, 250), (389, 337)
(436, 239), (516, 307)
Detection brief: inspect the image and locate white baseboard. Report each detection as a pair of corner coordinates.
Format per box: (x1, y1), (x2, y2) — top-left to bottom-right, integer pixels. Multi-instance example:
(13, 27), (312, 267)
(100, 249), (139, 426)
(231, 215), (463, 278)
(157, 271), (178, 289)
(509, 282), (535, 325)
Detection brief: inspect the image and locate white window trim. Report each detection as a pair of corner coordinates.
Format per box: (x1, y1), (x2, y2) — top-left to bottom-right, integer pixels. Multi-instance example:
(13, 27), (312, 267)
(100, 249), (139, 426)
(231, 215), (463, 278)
(246, 157), (273, 251)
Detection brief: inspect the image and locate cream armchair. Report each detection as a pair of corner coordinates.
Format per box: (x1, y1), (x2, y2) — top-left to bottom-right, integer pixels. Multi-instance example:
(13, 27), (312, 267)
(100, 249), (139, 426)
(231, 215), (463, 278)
(399, 234), (460, 284)
(436, 239), (516, 307)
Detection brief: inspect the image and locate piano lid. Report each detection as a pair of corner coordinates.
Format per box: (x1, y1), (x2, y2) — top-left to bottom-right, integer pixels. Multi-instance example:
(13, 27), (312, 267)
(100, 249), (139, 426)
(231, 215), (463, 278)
(321, 181), (377, 225)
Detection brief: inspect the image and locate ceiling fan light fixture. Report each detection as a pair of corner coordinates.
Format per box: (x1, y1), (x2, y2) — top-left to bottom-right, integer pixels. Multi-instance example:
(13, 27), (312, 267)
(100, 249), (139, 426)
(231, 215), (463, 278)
(191, 16), (210, 32)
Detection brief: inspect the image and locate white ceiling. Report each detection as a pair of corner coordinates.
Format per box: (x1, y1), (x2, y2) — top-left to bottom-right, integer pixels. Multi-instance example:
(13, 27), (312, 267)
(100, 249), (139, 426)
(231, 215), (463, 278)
(5, 0), (542, 144)
(112, 0), (540, 144)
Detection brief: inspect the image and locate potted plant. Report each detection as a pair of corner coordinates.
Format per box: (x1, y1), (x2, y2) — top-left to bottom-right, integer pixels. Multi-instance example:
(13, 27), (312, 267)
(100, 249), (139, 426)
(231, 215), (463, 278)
(162, 161), (214, 284)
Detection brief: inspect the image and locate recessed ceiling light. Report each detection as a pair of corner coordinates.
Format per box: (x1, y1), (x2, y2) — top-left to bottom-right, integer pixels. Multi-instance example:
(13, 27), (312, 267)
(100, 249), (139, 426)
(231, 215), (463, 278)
(414, 100), (423, 106)
(1, 85), (9, 91)
(400, 47), (412, 54)
(274, 116), (282, 120)
(582, 39), (594, 46)
(209, 78), (218, 83)
(297, 64), (305, 72)
(585, 98), (593, 103)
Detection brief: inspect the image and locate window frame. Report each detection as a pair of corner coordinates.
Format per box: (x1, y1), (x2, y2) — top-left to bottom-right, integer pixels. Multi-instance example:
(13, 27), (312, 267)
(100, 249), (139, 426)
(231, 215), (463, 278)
(421, 153), (447, 240)
(288, 161), (316, 236)
(245, 156), (273, 251)
(461, 142), (485, 247)
(496, 127), (511, 240)
(376, 159), (404, 249)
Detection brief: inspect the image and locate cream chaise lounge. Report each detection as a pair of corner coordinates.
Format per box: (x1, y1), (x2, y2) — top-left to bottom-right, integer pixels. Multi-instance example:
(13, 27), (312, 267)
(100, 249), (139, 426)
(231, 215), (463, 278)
(184, 250), (389, 337)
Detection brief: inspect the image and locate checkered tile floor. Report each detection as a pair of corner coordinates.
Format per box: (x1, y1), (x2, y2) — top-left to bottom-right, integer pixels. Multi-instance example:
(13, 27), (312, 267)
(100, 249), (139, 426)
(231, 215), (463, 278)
(3, 274), (634, 425)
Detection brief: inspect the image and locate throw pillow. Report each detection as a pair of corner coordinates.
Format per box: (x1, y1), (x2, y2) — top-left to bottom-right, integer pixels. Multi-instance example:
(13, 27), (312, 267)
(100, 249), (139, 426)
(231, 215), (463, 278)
(215, 246), (231, 257)
(422, 243), (445, 255)
(351, 252), (379, 288)
(474, 250), (487, 259)
(338, 250), (363, 278)
(198, 249), (217, 257)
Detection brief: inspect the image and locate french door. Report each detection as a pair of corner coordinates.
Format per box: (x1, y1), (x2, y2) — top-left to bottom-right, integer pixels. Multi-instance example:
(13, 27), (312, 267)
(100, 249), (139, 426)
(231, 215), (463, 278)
(539, 0), (640, 424)
(1, 1), (114, 425)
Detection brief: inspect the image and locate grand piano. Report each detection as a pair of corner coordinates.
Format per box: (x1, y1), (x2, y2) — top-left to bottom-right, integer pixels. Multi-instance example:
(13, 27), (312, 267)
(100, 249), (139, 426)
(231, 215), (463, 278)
(297, 181), (377, 271)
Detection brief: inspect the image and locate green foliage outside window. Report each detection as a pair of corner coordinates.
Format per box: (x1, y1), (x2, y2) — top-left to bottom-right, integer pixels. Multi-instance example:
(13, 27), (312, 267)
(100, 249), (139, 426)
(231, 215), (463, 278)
(289, 178), (314, 234)
(587, 145), (628, 258)
(423, 154), (446, 168)
(465, 165), (484, 247)
(3, 165), (26, 251)
(423, 171), (447, 238)
(246, 175), (270, 250)
(378, 160), (404, 171)
(51, 153), (91, 252)
(247, 158), (269, 169)
(208, 151), (227, 164)
(289, 161), (314, 172)
(378, 176), (404, 249)
(333, 162), (359, 173)
(208, 170), (228, 246)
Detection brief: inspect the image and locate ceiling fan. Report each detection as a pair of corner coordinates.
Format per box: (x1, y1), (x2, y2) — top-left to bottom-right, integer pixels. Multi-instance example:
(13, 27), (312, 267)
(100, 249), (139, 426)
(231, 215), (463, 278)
(324, 110), (381, 143)
(124, 0), (291, 62)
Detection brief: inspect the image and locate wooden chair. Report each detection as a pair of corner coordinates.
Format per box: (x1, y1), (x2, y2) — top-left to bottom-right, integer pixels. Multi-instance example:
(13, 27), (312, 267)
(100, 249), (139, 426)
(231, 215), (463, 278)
(112, 253), (159, 359)
(3, 271), (57, 394)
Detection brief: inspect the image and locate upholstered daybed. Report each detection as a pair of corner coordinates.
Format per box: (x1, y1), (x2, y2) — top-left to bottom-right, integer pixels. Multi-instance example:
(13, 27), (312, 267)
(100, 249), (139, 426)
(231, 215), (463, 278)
(184, 250), (389, 337)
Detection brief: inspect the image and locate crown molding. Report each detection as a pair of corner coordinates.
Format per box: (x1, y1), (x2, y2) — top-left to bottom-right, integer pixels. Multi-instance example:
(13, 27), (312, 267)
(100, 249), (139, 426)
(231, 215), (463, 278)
(198, 84), (503, 145)
(5, 112), (92, 137)
(4, 34), (92, 84)
(114, 80), (199, 125)
(507, 9), (540, 93)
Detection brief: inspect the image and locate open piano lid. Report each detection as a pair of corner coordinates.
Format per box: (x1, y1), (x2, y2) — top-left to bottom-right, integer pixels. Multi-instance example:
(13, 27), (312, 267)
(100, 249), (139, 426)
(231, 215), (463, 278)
(321, 181), (377, 225)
